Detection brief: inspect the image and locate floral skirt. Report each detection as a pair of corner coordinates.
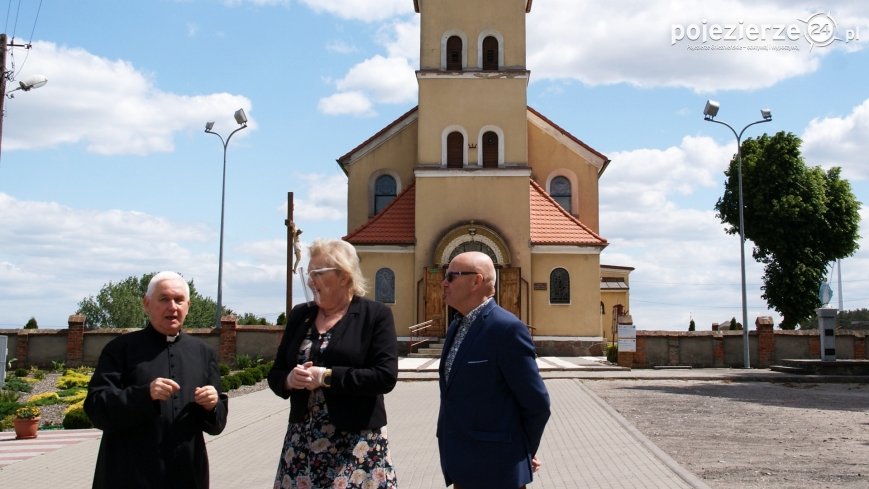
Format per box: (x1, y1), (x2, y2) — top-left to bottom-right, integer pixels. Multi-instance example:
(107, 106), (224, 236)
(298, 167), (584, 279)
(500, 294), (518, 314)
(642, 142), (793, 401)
(274, 390), (398, 489)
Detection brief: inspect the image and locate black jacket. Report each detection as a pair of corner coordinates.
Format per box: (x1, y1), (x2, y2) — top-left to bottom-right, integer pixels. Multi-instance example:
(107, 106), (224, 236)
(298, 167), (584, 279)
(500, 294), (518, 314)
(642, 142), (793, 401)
(85, 325), (228, 489)
(268, 296), (398, 431)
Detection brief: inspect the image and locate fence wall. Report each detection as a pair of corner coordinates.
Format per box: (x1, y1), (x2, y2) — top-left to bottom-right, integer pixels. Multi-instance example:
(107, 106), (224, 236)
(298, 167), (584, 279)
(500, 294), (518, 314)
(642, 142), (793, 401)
(1, 315), (866, 370)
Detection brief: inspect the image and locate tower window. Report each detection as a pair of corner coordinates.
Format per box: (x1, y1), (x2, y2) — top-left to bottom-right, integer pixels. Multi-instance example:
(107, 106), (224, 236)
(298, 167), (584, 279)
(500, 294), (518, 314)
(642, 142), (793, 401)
(482, 36), (499, 70)
(447, 36), (462, 70)
(482, 131), (498, 168)
(447, 131), (464, 168)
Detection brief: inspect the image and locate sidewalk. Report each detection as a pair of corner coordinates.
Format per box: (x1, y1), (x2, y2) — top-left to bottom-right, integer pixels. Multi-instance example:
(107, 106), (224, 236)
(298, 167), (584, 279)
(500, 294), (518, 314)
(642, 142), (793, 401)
(2, 357), (816, 489)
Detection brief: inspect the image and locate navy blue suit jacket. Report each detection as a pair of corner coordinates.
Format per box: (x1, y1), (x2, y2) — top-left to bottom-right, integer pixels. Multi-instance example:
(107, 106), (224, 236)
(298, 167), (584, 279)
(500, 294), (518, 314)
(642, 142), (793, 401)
(437, 300), (551, 489)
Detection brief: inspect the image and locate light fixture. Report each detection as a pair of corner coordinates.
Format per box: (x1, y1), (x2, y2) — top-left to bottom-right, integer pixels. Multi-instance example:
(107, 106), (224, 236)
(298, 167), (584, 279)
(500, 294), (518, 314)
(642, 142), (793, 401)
(204, 108), (249, 328)
(703, 99), (773, 368)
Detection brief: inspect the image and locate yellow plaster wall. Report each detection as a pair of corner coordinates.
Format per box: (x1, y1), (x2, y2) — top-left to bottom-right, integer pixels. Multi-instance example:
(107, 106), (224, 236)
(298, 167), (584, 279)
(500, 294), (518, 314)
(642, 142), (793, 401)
(344, 120), (418, 233)
(418, 0), (527, 70)
(413, 173), (531, 280)
(530, 253), (603, 336)
(356, 249), (417, 334)
(527, 121), (600, 232)
(417, 79), (527, 165)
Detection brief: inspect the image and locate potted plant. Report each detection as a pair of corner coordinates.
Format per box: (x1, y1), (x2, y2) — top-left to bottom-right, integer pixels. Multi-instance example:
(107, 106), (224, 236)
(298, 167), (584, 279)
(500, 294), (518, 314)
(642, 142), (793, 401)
(14, 405), (41, 439)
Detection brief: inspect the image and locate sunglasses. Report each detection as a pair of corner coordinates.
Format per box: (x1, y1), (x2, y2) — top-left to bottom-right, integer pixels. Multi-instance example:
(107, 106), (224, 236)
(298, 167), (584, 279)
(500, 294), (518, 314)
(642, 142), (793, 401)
(445, 271), (480, 282)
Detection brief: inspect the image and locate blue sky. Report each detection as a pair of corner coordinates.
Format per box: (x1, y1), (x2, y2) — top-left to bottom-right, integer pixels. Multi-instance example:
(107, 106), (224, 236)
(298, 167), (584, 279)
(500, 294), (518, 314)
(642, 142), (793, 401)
(1, 0), (868, 331)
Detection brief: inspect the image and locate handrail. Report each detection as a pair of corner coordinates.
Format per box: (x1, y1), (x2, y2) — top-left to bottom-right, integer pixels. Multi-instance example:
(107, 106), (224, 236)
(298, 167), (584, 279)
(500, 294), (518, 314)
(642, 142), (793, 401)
(408, 319), (438, 353)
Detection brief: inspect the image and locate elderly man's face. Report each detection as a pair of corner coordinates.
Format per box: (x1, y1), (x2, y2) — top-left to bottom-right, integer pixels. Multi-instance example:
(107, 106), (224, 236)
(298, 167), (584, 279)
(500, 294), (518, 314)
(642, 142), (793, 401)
(143, 279), (189, 336)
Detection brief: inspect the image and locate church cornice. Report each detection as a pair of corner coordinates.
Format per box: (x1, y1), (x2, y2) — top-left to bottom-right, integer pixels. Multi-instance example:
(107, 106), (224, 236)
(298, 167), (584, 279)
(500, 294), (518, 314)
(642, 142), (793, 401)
(413, 0), (532, 13)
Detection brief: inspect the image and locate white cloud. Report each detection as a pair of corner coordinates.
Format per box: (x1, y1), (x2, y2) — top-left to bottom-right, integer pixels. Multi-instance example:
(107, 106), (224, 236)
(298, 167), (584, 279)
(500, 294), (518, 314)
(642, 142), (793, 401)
(326, 40), (358, 54)
(335, 55), (418, 104)
(801, 98), (869, 180)
(281, 173), (348, 221)
(2, 41), (252, 156)
(525, 0), (854, 92)
(318, 90), (375, 116)
(299, 0), (413, 22)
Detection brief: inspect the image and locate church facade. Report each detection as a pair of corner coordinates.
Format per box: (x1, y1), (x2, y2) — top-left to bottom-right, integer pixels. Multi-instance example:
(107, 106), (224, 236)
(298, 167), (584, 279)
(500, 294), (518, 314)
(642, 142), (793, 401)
(338, 0), (631, 345)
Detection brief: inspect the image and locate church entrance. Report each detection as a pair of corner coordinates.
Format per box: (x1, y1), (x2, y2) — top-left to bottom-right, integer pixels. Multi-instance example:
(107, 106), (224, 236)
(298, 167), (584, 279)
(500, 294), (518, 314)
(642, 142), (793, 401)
(424, 223), (521, 333)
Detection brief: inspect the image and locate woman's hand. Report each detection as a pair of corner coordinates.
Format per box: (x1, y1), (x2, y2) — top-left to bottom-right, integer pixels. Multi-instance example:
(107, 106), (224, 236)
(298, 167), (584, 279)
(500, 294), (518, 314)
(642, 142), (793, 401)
(285, 361), (315, 390)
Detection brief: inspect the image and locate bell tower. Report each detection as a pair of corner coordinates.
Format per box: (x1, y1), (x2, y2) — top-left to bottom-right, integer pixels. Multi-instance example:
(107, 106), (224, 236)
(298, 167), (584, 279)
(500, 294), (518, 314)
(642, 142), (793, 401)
(414, 0), (532, 168)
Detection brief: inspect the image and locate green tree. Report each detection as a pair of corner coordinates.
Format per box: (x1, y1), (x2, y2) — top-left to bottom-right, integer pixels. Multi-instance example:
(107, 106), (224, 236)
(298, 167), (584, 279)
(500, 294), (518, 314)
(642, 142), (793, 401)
(715, 131), (861, 330)
(688, 319), (696, 332)
(77, 273), (227, 328)
(24, 317), (38, 329)
(276, 312), (287, 326)
(237, 313), (268, 325)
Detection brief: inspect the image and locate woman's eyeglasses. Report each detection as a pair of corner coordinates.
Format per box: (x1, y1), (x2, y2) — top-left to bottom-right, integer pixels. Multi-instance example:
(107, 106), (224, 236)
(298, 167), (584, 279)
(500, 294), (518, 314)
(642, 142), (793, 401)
(307, 267), (338, 280)
(445, 271), (479, 282)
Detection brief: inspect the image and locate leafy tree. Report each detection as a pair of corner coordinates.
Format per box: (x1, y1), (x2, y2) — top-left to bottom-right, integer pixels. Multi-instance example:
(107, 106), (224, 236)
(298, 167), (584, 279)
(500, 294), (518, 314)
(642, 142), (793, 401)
(276, 312), (287, 326)
(77, 273), (228, 328)
(237, 313), (268, 325)
(24, 317), (38, 329)
(688, 319), (695, 332)
(715, 131), (861, 330)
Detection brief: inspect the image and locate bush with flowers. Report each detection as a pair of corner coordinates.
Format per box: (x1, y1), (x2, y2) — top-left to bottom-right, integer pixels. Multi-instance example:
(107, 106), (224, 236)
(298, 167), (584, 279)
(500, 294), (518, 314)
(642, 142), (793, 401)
(15, 405), (41, 419)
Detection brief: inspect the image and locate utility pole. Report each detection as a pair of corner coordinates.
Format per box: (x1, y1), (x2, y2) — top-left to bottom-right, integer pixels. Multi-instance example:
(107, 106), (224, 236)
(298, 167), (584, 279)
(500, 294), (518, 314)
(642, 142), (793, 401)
(1, 33), (9, 159)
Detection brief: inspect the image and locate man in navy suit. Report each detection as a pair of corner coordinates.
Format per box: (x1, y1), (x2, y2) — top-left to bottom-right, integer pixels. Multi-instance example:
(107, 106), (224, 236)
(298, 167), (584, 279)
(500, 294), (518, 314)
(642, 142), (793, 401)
(437, 251), (551, 489)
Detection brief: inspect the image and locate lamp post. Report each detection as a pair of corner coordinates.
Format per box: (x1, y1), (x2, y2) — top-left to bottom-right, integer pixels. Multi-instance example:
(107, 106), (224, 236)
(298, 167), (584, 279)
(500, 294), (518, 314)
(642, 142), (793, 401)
(204, 108), (248, 328)
(0, 33), (47, 166)
(703, 100), (772, 368)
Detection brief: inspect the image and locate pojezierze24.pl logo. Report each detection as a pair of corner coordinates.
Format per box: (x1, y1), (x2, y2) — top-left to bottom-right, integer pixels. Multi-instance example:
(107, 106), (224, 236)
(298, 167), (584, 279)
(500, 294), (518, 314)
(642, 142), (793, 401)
(671, 12), (860, 51)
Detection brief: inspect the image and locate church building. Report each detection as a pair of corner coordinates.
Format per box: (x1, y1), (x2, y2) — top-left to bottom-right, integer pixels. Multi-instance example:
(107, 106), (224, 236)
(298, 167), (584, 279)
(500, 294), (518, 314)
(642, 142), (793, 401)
(337, 0), (632, 352)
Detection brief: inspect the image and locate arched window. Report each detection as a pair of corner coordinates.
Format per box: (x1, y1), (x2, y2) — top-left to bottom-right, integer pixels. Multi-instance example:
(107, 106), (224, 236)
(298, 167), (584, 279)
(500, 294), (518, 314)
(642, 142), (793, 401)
(375, 268), (395, 304)
(447, 131), (464, 168)
(482, 131), (498, 168)
(446, 36), (462, 70)
(374, 175), (397, 214)
(482, 36), (499, 70)
(550, 268), (570, 304)
(550, 176), (572, 213)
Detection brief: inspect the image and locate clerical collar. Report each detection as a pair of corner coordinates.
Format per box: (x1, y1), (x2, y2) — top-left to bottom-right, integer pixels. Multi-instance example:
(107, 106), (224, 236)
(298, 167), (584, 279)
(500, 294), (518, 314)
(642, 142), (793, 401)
(166, 334), (179, 343)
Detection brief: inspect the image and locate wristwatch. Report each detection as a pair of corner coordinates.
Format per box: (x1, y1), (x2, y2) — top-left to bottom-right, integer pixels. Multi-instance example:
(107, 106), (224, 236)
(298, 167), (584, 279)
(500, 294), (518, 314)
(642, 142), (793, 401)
(322, 369), (332, 388)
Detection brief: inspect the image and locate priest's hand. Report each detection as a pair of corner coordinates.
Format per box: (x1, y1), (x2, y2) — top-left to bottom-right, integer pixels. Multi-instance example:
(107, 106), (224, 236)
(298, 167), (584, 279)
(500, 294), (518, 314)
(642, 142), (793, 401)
(150, 377), (181, 401)
(194, 385), (219, 411)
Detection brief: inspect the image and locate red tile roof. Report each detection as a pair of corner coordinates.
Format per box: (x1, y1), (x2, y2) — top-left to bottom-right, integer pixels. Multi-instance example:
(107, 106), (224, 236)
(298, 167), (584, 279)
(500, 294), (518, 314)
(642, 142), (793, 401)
(345, 179), (606, 248)
(529, 179), (607, 246)
(343, 182), (416, 245)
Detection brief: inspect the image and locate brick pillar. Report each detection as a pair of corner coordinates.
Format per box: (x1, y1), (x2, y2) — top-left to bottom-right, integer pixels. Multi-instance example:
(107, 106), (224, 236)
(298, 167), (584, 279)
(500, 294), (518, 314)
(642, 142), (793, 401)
(67, 314), (86, 367)
(713, 334), (725, 367)
(218, 316), (238, 366)
(14, 331), (29, 369)
(755, 316), (774, 368)
(854, 334), (865, 360)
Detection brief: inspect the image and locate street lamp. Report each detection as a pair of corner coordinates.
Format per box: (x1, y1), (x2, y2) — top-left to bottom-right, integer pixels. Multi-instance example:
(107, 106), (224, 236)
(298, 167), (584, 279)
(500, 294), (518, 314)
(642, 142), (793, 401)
(704, 99), (772, 368)
(205, 108), (248, 328)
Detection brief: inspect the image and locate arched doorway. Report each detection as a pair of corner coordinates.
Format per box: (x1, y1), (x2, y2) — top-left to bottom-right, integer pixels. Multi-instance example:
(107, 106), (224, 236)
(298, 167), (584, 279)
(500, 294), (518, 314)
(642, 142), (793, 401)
(425, 223), (521, 331)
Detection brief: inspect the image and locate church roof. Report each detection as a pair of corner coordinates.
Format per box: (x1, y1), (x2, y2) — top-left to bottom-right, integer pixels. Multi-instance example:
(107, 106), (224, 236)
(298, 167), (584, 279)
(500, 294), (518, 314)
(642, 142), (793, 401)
(344, 182), (416, 245)
(413, 1), (532, 13)
(344, 178), (607, 248)
(528, 179), (607, 246)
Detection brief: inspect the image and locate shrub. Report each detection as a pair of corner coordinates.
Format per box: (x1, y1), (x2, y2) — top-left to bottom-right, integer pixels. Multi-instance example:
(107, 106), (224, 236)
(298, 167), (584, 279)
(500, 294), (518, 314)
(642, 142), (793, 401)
(235, 354), (253, 370)
(14, 368), (28, 377)
(3, 377), (32, 393)
(51, 360), (66, 372)
(607, 344), (619, 363)
(219, 363), (230, 376)
(237, 370), (258, 386)
(56, 386), (88, 402)
(57, 370), (91, 390)
(0, 390), (22, 418)
(15, 405), (41, 419)
(220, 374), (241, 392)
(27, 392), (61, 406)
(30, 366), (46, 380)
(62, 401), (93, 429)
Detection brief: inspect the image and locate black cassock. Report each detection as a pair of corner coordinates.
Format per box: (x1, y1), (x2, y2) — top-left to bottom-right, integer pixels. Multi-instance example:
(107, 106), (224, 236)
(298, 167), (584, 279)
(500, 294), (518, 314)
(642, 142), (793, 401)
(85, 324), (229, 489)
